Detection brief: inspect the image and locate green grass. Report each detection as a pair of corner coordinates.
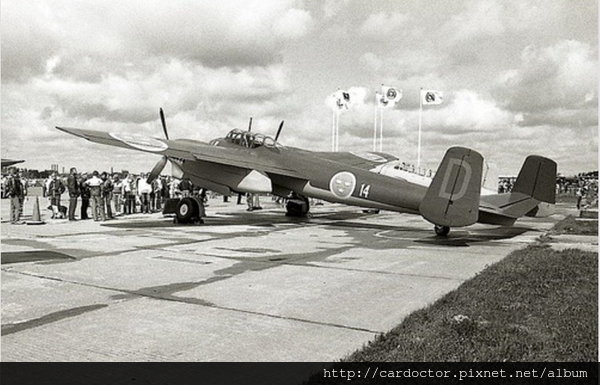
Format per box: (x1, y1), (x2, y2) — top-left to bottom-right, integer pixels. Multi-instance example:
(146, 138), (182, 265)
(344, 223), (598, 361)
(550, 215), (598, 235)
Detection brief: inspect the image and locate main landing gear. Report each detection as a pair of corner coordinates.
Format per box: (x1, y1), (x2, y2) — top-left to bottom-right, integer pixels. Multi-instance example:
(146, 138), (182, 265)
(434, 224), (450, 236)
(285, 194), (311, 218)
(163, 197), (205, 224)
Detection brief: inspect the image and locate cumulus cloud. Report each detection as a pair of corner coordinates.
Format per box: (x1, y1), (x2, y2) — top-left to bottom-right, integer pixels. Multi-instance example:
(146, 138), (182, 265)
(34, 60), (291, 124)
(2, 0), (597, 175)
(494, 40), (598, 113)
(445, 0), (506, 43)
(322, 0), (351, 20)
(359, 12), (408, 38)
(1, 0), (313, 82)
(444, 90), (516, 131)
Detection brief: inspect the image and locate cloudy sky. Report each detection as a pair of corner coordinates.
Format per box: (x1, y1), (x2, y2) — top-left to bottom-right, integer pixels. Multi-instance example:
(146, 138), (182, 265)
(2, 0), (597, 176)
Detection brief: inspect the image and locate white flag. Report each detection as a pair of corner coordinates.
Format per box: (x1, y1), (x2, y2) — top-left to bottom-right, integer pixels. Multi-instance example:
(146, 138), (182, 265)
(326, 90), (352, 111)
(421, 90), (443, 105)
(375, 92), (388, 108)
(382, 86), (402, 105)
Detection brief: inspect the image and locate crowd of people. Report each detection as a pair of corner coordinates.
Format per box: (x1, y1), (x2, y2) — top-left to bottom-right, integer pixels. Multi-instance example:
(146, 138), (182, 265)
(3, 167), (199, 224)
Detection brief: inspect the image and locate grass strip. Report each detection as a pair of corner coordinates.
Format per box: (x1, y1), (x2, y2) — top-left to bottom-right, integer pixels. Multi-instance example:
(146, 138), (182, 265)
(344, 244), (597, 361)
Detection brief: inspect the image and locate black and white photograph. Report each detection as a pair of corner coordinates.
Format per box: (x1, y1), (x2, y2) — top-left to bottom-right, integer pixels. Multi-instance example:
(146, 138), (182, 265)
(1, 0), (597, 372)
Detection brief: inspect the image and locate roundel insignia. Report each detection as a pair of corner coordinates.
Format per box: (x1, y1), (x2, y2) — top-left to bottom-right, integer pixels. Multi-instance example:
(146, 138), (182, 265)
(329, 171), (357, 199)
(386, 88), (397, 99)
(109, 133), (168, 152)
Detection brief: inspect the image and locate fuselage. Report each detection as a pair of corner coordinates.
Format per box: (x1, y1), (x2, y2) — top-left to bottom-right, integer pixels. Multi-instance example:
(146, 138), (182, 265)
(180, 129), (429, 214)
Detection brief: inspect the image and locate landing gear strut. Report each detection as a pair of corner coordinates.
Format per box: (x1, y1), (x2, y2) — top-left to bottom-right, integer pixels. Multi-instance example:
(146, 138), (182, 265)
(434, 224), (450, 236)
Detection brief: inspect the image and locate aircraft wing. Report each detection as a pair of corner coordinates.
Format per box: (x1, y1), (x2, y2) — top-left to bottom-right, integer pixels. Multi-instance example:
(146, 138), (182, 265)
(56, 127), (198, 160)
(311, 151), (399, 170)
(56, 126), (305, 179)
(1, 159), (25, 167)
(191, 150), (304, 179)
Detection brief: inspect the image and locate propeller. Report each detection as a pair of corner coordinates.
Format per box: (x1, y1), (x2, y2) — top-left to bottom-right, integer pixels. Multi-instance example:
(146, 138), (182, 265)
(159, 108), (169, 140)
(248, 117), (253, 132)
(274, 120), (284, 142)
(147, 108), (170, 184)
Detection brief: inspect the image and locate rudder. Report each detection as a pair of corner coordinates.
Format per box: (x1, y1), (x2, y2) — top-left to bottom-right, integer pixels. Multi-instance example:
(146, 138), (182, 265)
(419, 147), (483, 227)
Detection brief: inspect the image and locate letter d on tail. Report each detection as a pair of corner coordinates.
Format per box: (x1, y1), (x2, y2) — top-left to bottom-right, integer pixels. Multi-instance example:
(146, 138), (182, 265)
(419, 147), (483, 227)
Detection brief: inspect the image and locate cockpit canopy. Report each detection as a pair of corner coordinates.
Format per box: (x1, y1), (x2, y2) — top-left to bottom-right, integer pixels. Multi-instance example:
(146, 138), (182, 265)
(224, 129), (280, 149)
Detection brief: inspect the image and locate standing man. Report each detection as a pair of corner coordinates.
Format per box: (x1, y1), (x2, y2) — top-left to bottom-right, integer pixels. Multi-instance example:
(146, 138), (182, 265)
(67, 167), (80, 221)
(112, 174), (122, 216)
(6, 169), (24, 224)
(122, 174), (134, 215)
(137, 173), (152, 214)
(79, 172), (91, 219)
(18, 171), (28, 218)
(179, 177), (192, 198)
(152, 176), (163, 212)
(101, 172), (114, 219)
(85, 171), (105, 221)
(48, 172), (66, 219)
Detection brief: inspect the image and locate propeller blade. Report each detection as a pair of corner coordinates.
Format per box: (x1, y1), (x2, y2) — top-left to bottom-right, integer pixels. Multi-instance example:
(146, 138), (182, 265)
(248, 117), (253, 132)
(159, 108), (169, 140)
(147, 156), (168, 184)
(274, 120), (284, 142)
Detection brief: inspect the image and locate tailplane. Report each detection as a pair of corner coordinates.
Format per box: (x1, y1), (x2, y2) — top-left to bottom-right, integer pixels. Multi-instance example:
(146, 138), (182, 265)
(478, 155), (557, 223)
(419, 147), (483, 227)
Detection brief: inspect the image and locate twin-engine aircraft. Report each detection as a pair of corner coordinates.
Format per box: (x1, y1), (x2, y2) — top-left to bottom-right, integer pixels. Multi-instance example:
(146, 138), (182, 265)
(56, 110), (556, 236)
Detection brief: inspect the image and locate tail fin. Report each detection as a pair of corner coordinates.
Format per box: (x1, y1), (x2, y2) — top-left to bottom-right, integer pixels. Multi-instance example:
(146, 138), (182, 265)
(512, 155), (557, 204)
(419, 147), (483, 227)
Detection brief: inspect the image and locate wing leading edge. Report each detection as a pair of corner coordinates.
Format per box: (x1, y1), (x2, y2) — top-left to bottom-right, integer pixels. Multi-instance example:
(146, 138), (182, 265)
(56, 126), (305, 180)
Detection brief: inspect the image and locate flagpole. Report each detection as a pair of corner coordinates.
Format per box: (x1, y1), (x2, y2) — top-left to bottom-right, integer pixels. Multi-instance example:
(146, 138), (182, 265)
(379, 107), (384, 152)
(373, 106), (378, 152)
(332, 109), (336, 152)
(418, 87), (423, 168)
(335, 108), (340, 152)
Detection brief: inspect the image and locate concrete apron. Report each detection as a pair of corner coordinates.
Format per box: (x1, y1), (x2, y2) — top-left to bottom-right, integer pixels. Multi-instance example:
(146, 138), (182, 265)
(1, 198), (567, 361)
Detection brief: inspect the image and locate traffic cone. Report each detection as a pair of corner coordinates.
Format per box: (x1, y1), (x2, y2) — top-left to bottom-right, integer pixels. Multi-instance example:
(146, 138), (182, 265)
(27, 196), (46, 225)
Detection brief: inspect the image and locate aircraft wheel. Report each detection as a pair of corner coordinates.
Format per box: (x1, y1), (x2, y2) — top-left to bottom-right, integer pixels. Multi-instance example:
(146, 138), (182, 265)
(285, 195), (310, 217)
(176, 198), (198, 223)
(434, 225), (450, 236)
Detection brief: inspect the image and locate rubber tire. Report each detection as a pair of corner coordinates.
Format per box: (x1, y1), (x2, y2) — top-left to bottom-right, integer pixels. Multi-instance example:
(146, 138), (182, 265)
(286, 195), (310, 217)
(176, 198), (199, 223)
(434, 225), (450, 236)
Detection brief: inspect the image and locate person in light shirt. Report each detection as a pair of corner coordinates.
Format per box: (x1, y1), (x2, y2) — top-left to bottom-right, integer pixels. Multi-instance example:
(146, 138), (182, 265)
(137, 173), (152, 214)
(85, 170), (105, 221)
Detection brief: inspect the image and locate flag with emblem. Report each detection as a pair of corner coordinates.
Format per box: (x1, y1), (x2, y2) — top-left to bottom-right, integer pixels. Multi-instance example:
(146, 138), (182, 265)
(381, 86), (402, 107)
(421, 90), (443, 105)
(326, 90), (352, 111)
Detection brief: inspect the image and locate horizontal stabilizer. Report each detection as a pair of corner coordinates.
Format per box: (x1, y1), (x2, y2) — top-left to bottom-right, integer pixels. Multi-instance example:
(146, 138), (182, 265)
(478, 155), (557, 223)
(419, 147), (483, 227)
